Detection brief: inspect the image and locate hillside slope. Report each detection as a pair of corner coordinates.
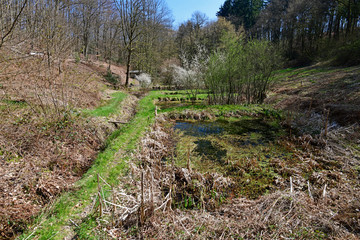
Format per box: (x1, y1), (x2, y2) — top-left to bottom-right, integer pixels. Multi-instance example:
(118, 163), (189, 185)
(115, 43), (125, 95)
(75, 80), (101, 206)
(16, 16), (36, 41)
(0, 49), (135, 239)
(267, 65), (360, 125)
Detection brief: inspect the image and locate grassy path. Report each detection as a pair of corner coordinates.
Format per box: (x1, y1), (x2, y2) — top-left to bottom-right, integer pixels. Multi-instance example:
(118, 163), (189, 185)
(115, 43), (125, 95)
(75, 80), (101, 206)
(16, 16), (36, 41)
(19, 91), (159, 239)
(85, 91), (128, 117)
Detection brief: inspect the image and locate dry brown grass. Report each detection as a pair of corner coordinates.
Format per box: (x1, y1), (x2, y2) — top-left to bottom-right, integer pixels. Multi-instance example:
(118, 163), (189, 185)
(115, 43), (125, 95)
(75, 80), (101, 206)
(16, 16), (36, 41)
(0, 48), (137, 239)
(91, 113), (360, 239)
(267, 66), (360, 125)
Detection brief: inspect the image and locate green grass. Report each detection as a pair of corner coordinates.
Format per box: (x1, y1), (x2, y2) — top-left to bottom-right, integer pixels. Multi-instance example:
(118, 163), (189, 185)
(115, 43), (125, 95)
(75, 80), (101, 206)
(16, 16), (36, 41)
(0, 99), (28, 111)
(162, 90), (208, 95)
(159, 102), (279, 116)
(19, 91), (159, 240)
(158, 90), (208, 99)
(85, 91), (127, 117)
(272, 66), (343, 82)
(2, 99), (28, 106)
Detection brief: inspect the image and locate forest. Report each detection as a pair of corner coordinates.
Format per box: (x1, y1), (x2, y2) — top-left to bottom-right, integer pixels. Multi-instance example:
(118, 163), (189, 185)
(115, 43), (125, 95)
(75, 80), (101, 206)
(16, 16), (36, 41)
(0, 0), (359, 239)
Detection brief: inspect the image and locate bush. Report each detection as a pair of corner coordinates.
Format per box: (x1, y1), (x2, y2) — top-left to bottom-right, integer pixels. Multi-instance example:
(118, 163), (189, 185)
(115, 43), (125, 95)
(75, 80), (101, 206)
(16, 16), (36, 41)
(104, 70), (119, 89)
(205, 33), (282, 104)
(172, 45), (208, 101)
(136, 73), (152, 88)
(74, 52), (81, 63)
(332, 39), (360, 66)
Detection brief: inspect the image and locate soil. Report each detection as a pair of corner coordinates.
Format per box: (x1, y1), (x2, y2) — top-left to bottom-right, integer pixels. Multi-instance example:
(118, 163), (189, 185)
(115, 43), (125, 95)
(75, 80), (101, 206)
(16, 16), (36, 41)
(84, 60), (139, 86)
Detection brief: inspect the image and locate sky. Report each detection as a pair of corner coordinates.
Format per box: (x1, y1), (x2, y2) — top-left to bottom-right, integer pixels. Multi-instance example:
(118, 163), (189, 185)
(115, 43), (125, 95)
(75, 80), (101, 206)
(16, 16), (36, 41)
(166, 0), (224, 28)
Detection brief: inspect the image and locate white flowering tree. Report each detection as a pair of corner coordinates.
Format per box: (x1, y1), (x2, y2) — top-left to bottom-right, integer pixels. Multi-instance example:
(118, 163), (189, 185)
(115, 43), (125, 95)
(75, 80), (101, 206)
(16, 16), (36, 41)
(172, 45), (208, 102)
(136, 73), (152, 88)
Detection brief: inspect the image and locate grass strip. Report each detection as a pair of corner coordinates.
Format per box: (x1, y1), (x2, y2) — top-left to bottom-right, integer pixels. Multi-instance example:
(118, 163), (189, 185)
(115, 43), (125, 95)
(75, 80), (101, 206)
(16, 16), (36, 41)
(19, 91), (159, 240)
(85, 91), (127, 117)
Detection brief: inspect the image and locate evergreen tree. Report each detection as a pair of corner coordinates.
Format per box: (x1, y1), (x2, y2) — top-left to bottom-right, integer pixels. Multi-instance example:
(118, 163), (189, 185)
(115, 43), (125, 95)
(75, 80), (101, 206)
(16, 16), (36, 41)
(217, 0), (264, 31)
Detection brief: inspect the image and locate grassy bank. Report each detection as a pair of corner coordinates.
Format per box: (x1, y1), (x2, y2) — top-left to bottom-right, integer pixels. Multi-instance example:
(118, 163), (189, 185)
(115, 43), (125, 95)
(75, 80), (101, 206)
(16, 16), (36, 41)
(85, 91), (128, 117)
(19, 92), (159, 239)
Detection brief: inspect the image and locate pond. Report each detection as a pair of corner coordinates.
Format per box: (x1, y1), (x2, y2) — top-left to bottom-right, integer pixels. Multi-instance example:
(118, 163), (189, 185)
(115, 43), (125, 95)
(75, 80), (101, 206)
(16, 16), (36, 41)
(174, 118), (280, 145)
(173, 117), (290, 199)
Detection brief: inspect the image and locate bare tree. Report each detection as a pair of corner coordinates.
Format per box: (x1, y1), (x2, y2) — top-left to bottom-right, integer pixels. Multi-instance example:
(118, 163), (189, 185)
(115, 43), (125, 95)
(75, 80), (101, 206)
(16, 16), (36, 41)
(114, 0), (143, 87)
(134, 0), (173, 74)
(0, 0), (28, 48)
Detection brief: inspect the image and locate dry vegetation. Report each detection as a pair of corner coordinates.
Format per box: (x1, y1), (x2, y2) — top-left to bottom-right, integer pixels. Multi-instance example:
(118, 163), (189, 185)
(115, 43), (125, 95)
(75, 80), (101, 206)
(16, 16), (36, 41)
(87, 109), (360, 239)
(0, 48), (136, 239)
(267, 66), (360, 125)
(78, 66), (360, 239)
(1, 47), (359, 239)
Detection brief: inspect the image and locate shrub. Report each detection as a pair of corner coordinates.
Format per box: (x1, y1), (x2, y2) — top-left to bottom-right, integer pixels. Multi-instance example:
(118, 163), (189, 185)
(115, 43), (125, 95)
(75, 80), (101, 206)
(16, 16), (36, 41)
(74, 52), (81, 63)
(172, 45), (208, 101)
(136, 73), (152, 88)
(332, 39), (360, 66)
(205, 33), (282, 104)
(104, 70), (119, 89)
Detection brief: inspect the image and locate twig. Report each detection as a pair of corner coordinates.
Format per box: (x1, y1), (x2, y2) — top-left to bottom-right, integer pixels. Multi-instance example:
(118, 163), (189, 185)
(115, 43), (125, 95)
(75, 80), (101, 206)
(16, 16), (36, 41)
(307, 181), (313, 200)
(139, 169), (145, 239)
(322, 184), (327, 199)
(120, 205), (139, 221)
(324, 109), (330, 138)
(175, 216), (192, 237)
(24, 227), (38, 240)
(290, 177), (293, 193)
(98, 192), (103, 217)
(97, 174), (103, 217)
(187, 146), (191, 172)
(69, 219), (79, 228)
(104, 199), (137, 210)
(90, 194), (99, 213)
(117, 192), (138, 204)
(172, 151), (175, 168)
(155, 189), (171, 212)
(149, 167), (154, 213)
(112, 187), (115, 227)
(108, 120), (127, 124)
(101, 187), (109, 212)
(263, 196), (282, 221)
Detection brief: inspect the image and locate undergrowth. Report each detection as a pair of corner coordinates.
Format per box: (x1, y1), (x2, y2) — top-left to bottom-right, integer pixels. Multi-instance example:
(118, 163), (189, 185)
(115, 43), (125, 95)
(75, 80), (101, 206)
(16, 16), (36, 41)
(19, 92), (158, 239)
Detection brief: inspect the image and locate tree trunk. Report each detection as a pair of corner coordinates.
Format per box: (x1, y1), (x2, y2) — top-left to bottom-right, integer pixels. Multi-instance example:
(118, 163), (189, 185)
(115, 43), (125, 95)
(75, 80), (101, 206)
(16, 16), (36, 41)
(125, 47), (132, 87)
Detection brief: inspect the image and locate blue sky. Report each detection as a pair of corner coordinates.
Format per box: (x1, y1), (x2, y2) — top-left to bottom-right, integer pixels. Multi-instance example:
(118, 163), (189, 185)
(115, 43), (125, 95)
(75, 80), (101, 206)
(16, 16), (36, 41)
(166, 0), (224, 28)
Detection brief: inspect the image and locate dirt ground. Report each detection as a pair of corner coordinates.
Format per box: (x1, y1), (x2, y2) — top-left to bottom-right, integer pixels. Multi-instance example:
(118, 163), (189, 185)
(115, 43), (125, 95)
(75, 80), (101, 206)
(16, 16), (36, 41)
(84, 59), (139, 86)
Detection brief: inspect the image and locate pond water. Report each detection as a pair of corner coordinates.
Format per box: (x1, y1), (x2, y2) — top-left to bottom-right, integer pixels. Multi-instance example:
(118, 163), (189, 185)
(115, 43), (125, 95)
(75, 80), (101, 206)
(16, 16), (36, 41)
(175, 121), (225, 137)
(174, 118), (287, 199)
(175, 118), (279, 145)
(175, 119), (280, 163)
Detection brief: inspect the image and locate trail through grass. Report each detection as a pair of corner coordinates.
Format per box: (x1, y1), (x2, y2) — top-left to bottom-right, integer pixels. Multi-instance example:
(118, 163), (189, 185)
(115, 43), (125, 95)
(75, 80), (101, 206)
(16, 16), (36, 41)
(86, 92), (127, 117)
